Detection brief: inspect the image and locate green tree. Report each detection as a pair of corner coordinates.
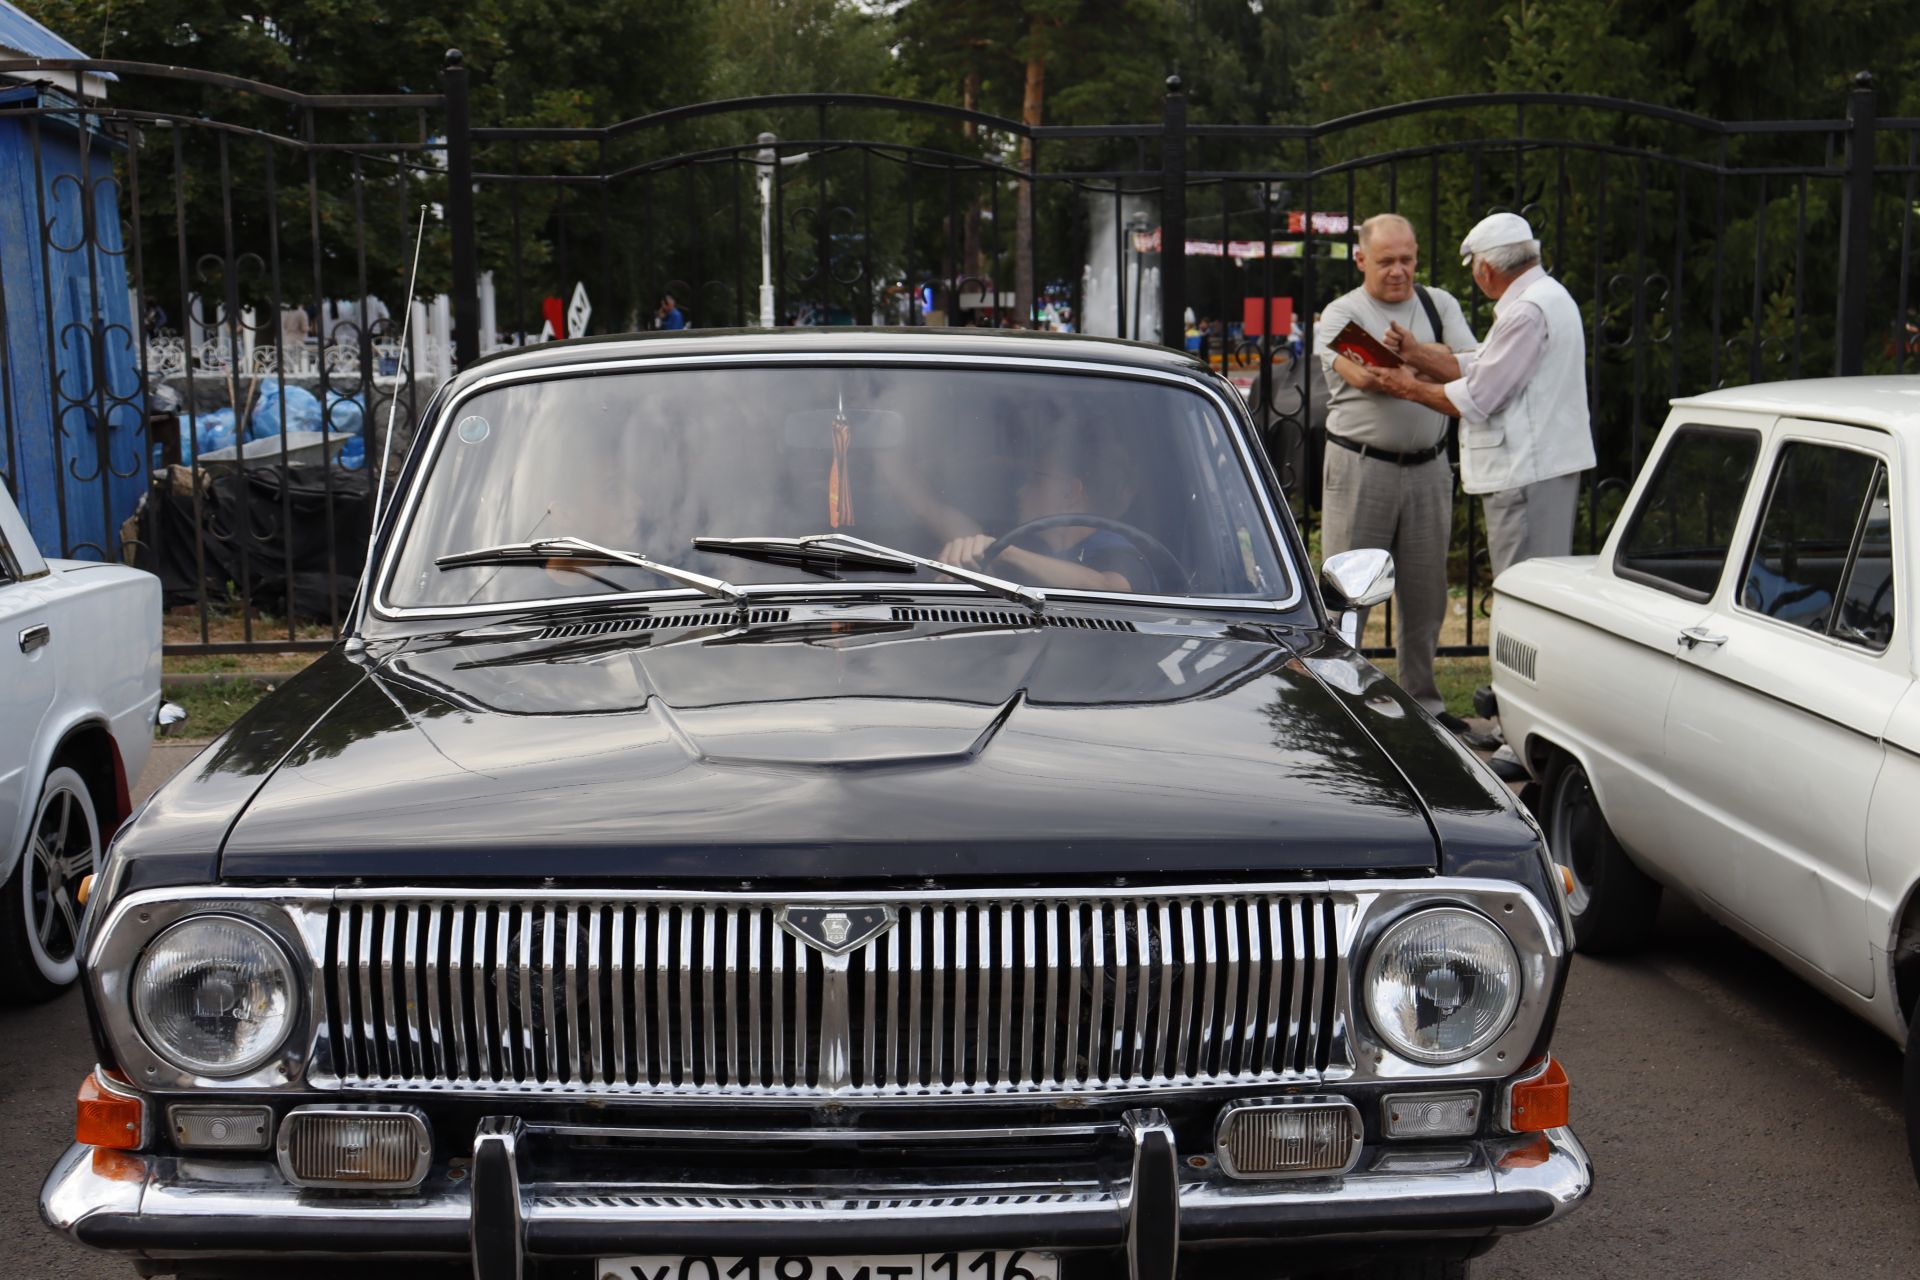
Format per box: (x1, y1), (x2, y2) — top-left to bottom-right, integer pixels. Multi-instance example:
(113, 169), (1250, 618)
(18, 0), (711, 317)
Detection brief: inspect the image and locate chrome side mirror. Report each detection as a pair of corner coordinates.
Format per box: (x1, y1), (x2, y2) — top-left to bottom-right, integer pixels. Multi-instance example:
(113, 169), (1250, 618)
(156, 701), (189, 737)
(1322, 548), (1395, 646)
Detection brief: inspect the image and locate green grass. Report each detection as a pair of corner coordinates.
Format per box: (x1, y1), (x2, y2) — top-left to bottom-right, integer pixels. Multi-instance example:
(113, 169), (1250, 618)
(1372, 655), (1492, 721)
(162, 679), (279, 741)
(164, 652), (313, 676)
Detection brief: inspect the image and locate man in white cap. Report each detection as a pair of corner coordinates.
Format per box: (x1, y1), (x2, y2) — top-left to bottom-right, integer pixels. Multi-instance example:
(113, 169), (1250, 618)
(1375, 211), (1595, 576)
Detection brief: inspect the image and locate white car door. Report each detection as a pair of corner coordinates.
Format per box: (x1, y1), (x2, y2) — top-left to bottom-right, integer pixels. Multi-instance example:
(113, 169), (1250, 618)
(1585, 418), (1765, 861)
(0, 497), (58, 860)
(1662, 420), (1904, 997)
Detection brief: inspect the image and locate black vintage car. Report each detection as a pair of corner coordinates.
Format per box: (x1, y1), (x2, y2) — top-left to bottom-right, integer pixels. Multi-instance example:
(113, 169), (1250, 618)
(44, 330), (1589, 1280)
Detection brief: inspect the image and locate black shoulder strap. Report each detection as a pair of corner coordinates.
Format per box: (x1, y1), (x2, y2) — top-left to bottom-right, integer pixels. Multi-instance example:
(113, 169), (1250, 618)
(1412, 284), (1460, 439)
(1413, 283), (1444, 342)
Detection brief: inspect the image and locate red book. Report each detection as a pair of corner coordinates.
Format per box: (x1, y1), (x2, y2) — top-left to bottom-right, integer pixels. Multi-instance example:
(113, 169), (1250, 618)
(1331, 321), (1402, 369)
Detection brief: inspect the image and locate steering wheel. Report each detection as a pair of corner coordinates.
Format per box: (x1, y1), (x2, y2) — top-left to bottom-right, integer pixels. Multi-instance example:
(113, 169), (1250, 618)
(981, 514), (1186, 594)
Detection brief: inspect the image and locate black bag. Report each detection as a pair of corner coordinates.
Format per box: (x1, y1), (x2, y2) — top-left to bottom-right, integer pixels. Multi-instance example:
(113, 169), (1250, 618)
(135, 464), (373, 620)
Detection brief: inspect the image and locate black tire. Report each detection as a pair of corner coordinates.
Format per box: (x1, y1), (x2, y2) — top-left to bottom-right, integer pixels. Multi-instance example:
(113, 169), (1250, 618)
(0, 764), (102, 1003)
(1541, 751), (1660, 954)
(1905, 998), (1920, 1187)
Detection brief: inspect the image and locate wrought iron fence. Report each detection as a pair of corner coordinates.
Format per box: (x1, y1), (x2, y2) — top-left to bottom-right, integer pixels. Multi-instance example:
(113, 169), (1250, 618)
(2, 52), (1916, 659)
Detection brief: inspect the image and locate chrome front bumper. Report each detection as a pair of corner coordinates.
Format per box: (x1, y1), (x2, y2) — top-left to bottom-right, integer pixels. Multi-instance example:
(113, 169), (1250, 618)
(44, 1116), (1590, 1278)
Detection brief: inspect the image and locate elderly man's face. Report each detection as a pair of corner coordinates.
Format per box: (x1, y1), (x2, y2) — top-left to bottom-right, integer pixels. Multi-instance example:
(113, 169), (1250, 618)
(1356, 223), (1418, 304)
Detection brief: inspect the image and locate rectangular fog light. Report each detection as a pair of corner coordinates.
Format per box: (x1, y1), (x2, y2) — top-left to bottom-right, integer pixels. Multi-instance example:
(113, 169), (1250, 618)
(276, 1106), (430, 1190)
(169, 1104), (272, 1151)
(1381, 1089), (1482, 1140)
(1215, 1097), (1362, 1180)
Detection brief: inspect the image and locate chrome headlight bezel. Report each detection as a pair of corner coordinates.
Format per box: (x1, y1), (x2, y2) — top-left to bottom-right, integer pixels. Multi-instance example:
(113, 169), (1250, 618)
(1361, 905), (1524, 1067)
(131, 914), (301, 1077)
(89, 892), (324, 1091)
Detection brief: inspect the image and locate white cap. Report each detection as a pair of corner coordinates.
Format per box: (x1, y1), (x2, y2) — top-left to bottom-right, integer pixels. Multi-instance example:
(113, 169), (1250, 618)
(1458, 211), (1536, 265)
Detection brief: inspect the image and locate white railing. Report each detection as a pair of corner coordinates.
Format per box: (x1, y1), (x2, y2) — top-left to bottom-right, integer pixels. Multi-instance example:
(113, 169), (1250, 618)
(145, 335), (446, 385)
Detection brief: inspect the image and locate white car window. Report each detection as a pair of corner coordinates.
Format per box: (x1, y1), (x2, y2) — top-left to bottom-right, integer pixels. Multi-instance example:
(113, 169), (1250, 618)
(1834, 470), (1895, 648)
(1740, 442), (1894, 650)
(0, 523), (18, 585)
(1613, 425), (1761, 600)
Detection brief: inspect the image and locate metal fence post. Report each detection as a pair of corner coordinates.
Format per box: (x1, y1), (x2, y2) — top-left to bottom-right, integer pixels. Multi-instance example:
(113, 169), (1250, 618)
(1159, 76), (1187, 352)
(1835, 70), (1875, 377)
(444, 49), (480, 368)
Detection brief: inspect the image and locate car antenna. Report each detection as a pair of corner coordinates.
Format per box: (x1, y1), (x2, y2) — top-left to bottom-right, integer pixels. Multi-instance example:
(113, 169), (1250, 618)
(372, 203), (431, 537)
(345, 203), (430, 647)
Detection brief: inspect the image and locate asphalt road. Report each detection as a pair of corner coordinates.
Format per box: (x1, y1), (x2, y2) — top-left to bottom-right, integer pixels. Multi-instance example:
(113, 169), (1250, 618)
(6, 746), (1917, 1278)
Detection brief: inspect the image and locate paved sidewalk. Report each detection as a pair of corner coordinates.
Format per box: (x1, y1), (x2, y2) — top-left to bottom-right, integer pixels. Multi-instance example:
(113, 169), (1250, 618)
(135, 742), (208, 805)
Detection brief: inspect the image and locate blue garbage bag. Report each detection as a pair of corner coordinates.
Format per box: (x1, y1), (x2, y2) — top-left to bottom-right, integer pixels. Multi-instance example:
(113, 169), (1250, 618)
(182, 408), (236, 461)
(323, 390), (365, 436)
(338, 435), (366, 470)
(248, 383), (322, 441)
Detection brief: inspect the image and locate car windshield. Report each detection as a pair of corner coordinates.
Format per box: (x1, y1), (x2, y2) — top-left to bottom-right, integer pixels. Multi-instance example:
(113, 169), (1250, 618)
(382, 362), (1293, 612)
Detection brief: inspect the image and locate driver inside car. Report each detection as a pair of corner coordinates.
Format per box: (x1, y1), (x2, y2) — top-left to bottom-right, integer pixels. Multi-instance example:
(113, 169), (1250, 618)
(936, 432), (1157, 593)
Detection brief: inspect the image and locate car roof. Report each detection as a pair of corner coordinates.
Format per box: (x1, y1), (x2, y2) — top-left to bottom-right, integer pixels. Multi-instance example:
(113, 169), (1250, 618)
(450, 327), (1212, 389)
(1671, 375), (1920, 435)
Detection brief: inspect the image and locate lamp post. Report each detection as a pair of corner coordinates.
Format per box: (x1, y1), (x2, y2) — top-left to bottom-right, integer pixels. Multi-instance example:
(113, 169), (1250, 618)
(755, 133), (814, 328)
(1129, 217), (1150, 341)
(756, 133), (777, 328)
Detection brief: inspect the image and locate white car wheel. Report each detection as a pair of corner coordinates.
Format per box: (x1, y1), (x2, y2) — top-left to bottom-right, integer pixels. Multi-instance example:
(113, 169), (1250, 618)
(1541, 752), (1660, 954)
(1545, 765), (1599, 916)
(2, 766), (101, 999)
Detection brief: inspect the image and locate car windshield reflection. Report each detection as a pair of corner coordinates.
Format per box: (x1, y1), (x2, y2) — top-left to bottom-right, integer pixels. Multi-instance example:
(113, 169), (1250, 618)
(382, 364), (1291, 612)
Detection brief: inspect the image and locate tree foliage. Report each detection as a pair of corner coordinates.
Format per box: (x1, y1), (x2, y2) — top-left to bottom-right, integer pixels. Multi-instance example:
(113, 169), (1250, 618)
(17, 0), (1920, 389)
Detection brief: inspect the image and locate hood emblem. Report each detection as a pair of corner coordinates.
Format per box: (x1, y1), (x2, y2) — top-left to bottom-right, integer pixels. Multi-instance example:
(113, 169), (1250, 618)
(779, 905), (896, 956)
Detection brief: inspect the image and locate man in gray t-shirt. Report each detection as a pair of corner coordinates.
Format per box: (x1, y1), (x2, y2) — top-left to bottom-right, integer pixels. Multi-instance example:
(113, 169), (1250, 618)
(1313, 213), (1479, 728)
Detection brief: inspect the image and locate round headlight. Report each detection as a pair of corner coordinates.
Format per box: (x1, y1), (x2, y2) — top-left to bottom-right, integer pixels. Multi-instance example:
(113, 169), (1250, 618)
(1363, 907), (1521, 1065)
(132, 916), (298, 1076)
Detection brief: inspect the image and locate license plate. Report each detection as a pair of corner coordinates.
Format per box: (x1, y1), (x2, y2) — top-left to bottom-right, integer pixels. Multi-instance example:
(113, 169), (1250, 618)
(597, 1251), (1060, 1280)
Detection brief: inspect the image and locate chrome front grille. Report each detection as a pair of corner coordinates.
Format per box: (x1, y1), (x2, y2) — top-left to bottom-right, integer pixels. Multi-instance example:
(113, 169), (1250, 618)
(322, 892), (1351, 1096)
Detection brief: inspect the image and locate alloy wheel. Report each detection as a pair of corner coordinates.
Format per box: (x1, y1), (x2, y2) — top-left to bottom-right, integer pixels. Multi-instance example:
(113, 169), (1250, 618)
(26, 776), (96, 966)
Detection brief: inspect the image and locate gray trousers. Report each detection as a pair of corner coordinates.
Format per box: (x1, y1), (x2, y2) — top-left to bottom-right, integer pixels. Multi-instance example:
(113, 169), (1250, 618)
(1481, 472), (1582, 579)
(1320, 446), (1451, 713)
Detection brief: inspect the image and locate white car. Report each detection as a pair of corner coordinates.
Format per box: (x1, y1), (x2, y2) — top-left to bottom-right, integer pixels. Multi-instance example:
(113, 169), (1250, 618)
(0, 484), (169, 1000)
(1489, 375), (1920, 1164)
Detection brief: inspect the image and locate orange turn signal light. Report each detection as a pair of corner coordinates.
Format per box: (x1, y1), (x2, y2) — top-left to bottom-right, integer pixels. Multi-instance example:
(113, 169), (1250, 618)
(76, 872), (94, 907)
(76, 1073), (144, 1150)
(1507, 1056), (1570, 1132)
(1556, 864), (1575, 898)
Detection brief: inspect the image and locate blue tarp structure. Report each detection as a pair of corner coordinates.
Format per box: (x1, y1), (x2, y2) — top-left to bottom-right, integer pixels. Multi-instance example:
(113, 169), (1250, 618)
(0, 0), (97, 68)
(0, 3), (141, 561)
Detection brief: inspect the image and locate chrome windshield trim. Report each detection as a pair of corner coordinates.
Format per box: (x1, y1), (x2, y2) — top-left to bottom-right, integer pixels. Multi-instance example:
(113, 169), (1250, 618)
(368, 351), (1304, 622)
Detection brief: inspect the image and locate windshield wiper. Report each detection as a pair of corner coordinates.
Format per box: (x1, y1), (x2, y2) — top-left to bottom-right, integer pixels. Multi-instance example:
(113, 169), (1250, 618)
(693, 532), (1045, 614)
(435, 536), (748, 609)
(690, 534), (916, 573)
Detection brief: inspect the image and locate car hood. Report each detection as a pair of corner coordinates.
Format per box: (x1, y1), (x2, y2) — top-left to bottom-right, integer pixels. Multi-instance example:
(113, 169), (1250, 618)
(213, 611), (1442, 881)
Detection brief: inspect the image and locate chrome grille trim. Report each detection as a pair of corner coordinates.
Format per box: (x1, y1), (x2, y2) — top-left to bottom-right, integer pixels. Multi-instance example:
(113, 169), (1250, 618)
(533, 608), (790, 641)
(1494, 631), (1538, 682)
(319, 892), (1355, 1097)
(888, 605), (1138, 632)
